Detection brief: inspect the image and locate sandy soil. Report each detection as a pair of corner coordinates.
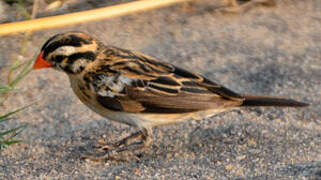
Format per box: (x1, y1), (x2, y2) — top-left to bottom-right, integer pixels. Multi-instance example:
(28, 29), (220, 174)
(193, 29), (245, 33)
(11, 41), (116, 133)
(0, 0), (320, 179)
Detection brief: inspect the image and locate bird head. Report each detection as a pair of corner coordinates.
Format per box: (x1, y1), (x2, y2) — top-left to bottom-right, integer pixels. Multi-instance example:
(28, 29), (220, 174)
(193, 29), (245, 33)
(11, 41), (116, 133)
(33, 32), (99, 74)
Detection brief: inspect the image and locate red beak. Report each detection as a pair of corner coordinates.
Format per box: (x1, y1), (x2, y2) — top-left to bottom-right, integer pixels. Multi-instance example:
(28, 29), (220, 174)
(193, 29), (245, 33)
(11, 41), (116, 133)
(33, 51), (53, 70)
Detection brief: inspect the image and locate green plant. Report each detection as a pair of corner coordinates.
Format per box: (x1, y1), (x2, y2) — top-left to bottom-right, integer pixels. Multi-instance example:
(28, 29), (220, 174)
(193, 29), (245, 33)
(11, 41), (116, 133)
(0, 56), (33, 149)
(0, 107), (28, 150)
(0, 0), (38, 149)
(0, 48), (34, 149)
(1, 53), (34, 104)
(1, 0), (35, 102)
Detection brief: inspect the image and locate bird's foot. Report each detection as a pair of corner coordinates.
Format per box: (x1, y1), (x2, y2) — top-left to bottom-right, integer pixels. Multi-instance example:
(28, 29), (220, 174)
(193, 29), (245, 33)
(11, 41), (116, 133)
(83, 128), (152, 162)
(81, 150), (140, 162)
(93, 130), (143, 151)
(93, 138), (117, 152)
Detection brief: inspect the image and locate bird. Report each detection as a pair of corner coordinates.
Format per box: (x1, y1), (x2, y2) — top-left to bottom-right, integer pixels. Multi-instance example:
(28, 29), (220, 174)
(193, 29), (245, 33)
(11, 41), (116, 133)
(33, 31), (308, 161)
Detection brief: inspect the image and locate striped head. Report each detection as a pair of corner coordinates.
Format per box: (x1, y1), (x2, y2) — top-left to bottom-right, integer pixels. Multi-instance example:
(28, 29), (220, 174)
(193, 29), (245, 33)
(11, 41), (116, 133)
(33, 32), (99, 74)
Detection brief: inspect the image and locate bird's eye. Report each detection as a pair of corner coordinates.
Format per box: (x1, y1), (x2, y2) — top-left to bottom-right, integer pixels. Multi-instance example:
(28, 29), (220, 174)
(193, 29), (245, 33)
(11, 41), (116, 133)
(52, 55), (67, 63)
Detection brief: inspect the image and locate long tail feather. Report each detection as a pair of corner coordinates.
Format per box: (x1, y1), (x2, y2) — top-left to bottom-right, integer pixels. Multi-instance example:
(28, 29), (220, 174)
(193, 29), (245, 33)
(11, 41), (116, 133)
(241, 95), (309, 107)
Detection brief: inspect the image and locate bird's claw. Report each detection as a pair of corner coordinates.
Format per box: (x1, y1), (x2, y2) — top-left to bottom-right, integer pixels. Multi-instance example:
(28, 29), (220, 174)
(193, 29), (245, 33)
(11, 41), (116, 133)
(94, 143), (116, 152)
(81, 150), (140, 162)
(94, 138), (118, 151)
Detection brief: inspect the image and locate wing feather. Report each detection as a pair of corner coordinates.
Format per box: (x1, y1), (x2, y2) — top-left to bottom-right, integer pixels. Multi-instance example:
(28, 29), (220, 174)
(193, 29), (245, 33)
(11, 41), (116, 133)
(88, 47), (244, 113)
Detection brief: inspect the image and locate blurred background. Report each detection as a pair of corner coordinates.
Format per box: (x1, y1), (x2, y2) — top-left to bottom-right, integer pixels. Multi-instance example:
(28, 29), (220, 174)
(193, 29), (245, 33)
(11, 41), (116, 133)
(0, 0), (320, 179)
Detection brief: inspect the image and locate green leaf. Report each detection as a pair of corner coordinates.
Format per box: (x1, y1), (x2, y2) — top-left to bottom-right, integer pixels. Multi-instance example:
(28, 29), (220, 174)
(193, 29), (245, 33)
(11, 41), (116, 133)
(9, 59), (21, 70)
(0, 140), (22, 150)
(7, 125), (26, 139)
(0, 103), (34, 121)
(0, 117), (12, 124)
(0, 125), (26, 137)
(0, 84), (13, 93)
(3, 140), (22, 145)
(8, 59), (33, 87)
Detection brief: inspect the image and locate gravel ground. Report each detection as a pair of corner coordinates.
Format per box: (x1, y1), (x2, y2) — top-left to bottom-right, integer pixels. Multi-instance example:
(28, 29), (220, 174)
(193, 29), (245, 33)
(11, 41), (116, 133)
(0, 0), (320, 179)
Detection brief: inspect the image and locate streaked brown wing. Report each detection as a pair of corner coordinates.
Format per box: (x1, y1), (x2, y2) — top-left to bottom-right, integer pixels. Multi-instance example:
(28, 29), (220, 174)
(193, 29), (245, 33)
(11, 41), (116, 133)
(125, 86), (243, 113)
(93, 47), (244, 113)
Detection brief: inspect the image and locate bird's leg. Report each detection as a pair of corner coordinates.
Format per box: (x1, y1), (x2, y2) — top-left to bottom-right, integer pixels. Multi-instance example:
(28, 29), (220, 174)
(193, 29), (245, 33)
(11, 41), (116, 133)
(112, 128), (152, 153)
(219, 0), (276, 13)
(95, 130), (143, 151)
(82, 128), (152, 162)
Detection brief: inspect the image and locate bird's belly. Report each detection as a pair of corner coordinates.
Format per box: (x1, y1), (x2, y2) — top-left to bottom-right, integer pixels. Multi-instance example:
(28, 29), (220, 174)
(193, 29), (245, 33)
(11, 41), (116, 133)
(74, 90), (142, 127)
(77, 97), (143, 127)
(69, 79), (126, 125)
(135, 108), (231, 127)
(78, 95), (231, 128)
